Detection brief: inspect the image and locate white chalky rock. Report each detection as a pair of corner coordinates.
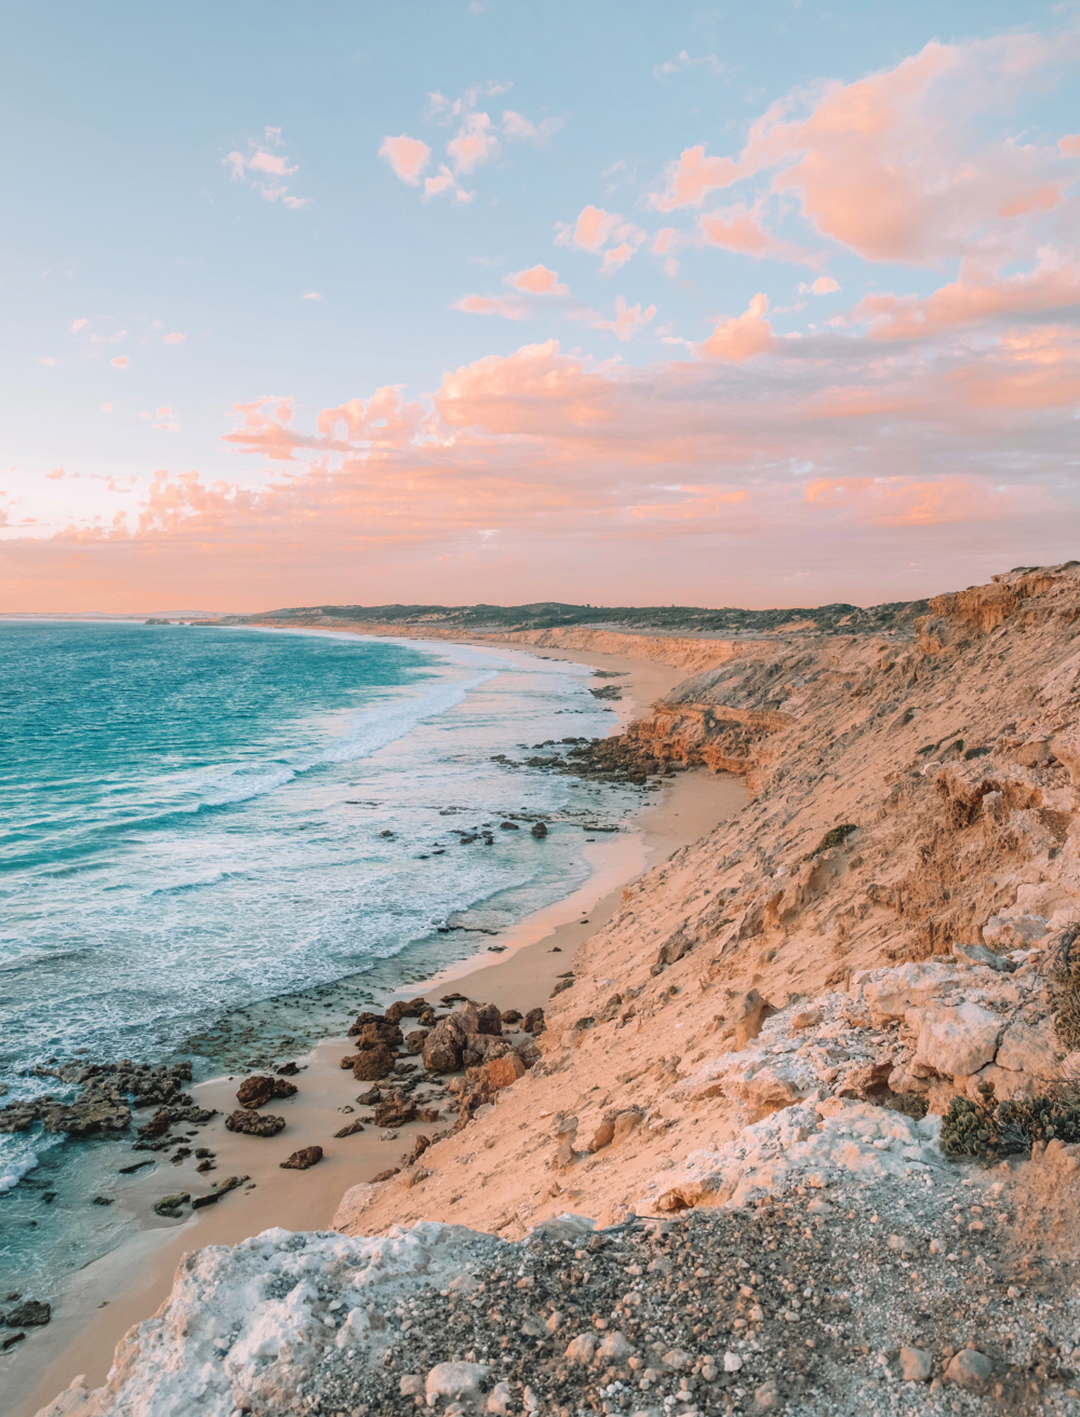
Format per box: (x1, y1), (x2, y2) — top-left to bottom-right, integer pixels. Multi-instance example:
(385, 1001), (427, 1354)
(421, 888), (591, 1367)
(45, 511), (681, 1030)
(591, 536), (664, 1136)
(724, 1352), (743, 1372)
(30, 1222), (501, 1417)
(995, 1017), (1061, 1079)
(426, 1361), (490, 1408)
(486, 1380), (514, 1414)
(910, 1001), (1003, 1078)
(854, 962), (963, 1024)
(644, 1100), (944, 1212)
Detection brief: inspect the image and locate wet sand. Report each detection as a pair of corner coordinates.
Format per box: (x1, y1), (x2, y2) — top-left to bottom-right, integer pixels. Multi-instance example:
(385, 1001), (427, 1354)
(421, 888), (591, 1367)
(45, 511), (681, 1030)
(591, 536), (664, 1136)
(10, 639), (744, 1417)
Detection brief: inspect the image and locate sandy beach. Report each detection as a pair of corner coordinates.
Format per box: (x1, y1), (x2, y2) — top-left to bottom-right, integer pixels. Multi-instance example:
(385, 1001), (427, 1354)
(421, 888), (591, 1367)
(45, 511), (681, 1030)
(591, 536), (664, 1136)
(10, 638), (744, 1417)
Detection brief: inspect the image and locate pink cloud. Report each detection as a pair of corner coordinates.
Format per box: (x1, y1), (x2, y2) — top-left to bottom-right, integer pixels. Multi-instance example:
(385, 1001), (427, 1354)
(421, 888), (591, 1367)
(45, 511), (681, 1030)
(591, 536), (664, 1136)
(447, 112), (496, 173)
(649, 30), (1080, 265)
(502, 110), (562, 143)
(378, 134), (432, 185)
(110, 356), (129, 369)
(163, 332), (186, 344)
(852, 261), (1080, 339)
(225, 129), (306, 207)
(70, 318), (88, 333)
(698, 294), (775, 361)
(561, 205), (620, 252)
(46, 467), (65, 480)
(508, 264), (565, 294)
(808, 277), (839, 294)
(601, 242), (634, 272)
(1060, 134), (1080, 156)
(556, 206), (646, 269)
(650, 145), (746, 211)
(698, 207), (817, 265)
(302, 292), (323, 302)
(453, 294), (528, 320)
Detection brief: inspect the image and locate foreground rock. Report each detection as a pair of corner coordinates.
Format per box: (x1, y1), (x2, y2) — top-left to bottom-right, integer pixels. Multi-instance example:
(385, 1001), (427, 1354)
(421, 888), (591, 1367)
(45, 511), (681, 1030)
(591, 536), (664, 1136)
(34, 1156), (1080, 1416)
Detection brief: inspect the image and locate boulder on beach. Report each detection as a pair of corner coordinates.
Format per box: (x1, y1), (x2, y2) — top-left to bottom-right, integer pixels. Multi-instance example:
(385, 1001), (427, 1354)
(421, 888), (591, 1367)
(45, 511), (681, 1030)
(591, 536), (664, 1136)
(280, 1146), (323, 1171)
(523, 1007), (546, 1035)
(225, 1109), (286, 1137)
(352, 1045), (395, 1081)
(385, 998), (428, 1025)
(421, 1004), (479, 1073)
(476, 1002), (502, 1036)
(235, 1074), (298, 1109)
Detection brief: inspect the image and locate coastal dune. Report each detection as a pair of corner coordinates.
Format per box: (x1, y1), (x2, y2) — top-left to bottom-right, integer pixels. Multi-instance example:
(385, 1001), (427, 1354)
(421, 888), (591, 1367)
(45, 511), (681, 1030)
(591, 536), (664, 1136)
(25, 563), (1080, 1416)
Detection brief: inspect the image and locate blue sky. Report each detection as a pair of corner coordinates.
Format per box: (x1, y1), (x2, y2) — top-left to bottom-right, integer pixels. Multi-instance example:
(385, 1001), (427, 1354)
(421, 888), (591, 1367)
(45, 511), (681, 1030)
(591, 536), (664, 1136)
(2, 1), (1078, 610)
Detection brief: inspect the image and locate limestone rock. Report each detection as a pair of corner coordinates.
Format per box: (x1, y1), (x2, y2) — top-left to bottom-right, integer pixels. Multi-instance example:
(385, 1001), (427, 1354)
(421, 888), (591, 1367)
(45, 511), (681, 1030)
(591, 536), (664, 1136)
(910, 1001), (1003, 1078)
(733, 989), (776, 1048)
(425, 1360), (490, 1406)
(996, 1016), (1060, 1079)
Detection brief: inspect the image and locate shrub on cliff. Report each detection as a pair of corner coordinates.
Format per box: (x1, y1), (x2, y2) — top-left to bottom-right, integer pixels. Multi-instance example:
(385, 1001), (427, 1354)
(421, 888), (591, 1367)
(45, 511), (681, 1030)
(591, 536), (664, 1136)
(941, 1080), (1080, 1162)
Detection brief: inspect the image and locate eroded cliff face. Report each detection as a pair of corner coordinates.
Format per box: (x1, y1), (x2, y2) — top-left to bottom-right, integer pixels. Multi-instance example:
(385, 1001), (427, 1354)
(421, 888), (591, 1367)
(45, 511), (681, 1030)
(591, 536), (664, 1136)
(337, 563), (1080, 1249)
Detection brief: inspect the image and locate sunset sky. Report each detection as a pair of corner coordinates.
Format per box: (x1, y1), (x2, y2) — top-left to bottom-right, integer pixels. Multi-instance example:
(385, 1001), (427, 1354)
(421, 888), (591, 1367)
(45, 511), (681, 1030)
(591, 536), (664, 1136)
(3, 0), (1079, 612)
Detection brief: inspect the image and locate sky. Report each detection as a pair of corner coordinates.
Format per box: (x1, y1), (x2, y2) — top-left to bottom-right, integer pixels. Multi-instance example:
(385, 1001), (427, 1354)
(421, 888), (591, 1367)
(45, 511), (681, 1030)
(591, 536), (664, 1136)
(2, 0), (1079, 613)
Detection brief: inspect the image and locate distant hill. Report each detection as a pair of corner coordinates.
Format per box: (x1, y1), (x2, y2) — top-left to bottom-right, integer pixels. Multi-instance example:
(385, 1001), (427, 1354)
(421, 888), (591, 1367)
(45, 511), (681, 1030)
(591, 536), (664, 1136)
(221, 596), (930, 638)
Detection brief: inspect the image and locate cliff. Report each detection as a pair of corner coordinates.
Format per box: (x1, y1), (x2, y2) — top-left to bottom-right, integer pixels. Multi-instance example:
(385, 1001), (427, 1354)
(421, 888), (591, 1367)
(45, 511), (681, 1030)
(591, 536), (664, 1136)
(36, 563), (1080, 1417)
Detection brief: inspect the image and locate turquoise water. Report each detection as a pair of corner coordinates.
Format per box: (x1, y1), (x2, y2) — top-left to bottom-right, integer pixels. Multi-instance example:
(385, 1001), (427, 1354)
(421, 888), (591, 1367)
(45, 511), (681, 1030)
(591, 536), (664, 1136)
(0, 621), (635, 1290)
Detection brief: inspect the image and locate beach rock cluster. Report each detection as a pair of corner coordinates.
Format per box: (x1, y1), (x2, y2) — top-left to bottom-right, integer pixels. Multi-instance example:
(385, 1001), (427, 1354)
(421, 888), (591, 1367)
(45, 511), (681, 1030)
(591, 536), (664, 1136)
(0, 1061), (197, 1138)
(235, 1074), (299, 1109)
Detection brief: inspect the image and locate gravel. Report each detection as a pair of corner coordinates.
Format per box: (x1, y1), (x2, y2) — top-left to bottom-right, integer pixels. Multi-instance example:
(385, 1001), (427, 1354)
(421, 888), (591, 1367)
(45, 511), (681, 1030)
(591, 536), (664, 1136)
(292, 1167), (1080, 1417)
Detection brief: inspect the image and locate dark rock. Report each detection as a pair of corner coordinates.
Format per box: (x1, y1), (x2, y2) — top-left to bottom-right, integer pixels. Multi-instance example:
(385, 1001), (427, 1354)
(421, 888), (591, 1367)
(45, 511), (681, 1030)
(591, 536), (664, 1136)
(352, 1046), (395, 1081)
(373, 1096), (417, 1128)
(118, 1159), (154, 1174)
(551, 977), (574, 996)
(152, 1192), (190, 1218)
(356, 1085), (383, 1106)
(355, 1021), (404, 1050)
(191, 1175), (246, 1209)
(236, 1074), (299, 1109)
(531, 821), (548, 838)
(523, 1007), (546, 1034)
(335, 1119), (365, 1137)
(276, 1061), (300, 1076)
(280, 1146), (323, 1171)
(499, 821), (520, 830)
(462, 1034), (515, 1068)
(385, 998), (428, 1025)
(404, 1029), (431, 1055)
(476, 1002), (503, 1036)
(371, 1167), (400, 1182)
(2, 1332), (27, 1350)
(225, 1110), (286, 1137)
(501, 1009), (523, 1024)
(4, 1300), (50, 1328)
(91, 1195), (114, 1206)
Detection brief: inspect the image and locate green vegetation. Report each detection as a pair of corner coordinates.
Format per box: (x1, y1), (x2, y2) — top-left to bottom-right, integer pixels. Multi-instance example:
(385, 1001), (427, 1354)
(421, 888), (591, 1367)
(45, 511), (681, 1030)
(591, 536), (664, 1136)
(803, 824), (858, 861)
(941, 1080), (1080, 1162)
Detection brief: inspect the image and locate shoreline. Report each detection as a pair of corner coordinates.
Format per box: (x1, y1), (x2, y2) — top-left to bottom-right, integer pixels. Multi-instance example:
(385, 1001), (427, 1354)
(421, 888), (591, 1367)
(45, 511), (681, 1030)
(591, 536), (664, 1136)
(10, 636), (746, 1417)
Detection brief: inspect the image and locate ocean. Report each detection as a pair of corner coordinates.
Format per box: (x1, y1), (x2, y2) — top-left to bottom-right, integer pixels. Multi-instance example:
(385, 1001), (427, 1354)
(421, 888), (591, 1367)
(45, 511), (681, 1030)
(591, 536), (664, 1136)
(0, 620), (637, 1296)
